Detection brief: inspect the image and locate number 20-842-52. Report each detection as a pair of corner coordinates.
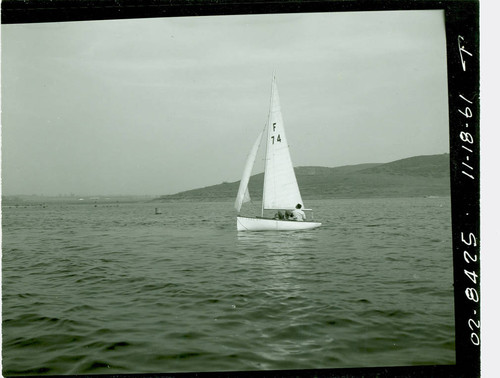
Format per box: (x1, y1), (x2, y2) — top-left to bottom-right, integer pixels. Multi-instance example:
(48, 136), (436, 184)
(461, 231), (480, 346)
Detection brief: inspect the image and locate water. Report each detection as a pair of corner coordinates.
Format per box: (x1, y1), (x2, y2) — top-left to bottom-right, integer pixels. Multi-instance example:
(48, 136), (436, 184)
(2, 197), (455, 375)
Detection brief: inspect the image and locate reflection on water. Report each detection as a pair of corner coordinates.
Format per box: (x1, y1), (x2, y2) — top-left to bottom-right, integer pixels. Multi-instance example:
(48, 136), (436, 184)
(235, 230), (321, 294)
(236, 230), (317, 252)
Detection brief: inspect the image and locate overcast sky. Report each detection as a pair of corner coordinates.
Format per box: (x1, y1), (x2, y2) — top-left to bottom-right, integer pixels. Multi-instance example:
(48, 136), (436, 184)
(1, 10), (449, 196)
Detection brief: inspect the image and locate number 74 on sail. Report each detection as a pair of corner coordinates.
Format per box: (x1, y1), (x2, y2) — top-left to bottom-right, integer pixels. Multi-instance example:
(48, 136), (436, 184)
(234, 76), (322, 231)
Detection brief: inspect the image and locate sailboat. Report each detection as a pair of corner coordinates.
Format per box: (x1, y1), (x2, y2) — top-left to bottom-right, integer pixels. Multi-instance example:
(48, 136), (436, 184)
(234, 76), (322, 231)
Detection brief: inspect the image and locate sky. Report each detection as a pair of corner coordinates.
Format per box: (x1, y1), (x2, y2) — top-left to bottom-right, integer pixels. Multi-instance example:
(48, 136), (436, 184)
(1, 10), (449, 196)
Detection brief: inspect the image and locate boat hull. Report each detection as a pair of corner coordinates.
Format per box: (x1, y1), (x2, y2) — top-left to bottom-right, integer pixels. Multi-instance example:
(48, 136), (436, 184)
(237, 216), (321, 231)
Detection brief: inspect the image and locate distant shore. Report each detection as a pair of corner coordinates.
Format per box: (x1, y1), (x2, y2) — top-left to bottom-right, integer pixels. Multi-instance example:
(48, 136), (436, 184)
(3, 153), (450, 205)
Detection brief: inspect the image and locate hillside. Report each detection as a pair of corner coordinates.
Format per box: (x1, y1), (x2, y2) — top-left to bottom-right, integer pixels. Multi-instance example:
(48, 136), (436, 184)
(159, 153), (450, 201)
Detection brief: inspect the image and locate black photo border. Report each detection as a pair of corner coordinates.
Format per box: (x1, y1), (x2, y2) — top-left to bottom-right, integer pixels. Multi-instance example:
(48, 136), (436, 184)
(1, 1), (480, 377)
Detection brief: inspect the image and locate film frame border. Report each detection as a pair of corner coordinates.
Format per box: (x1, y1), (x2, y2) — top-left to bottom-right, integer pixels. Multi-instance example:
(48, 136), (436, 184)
(1, 1), (480, 377)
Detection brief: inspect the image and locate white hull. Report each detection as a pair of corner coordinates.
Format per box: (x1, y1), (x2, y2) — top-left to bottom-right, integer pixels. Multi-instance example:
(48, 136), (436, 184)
(237, 216), (322, 231)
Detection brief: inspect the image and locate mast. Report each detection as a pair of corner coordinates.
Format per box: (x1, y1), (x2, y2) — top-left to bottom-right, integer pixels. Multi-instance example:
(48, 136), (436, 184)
(261, 74), (275, 218)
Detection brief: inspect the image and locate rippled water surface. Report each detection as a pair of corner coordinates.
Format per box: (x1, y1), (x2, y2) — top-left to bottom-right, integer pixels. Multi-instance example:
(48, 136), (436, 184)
(2, 197), (455, 375)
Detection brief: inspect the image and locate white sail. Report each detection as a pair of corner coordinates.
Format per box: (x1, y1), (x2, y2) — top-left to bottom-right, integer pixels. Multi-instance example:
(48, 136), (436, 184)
(262, 76), (303, 210)
(234, 131), (263, 213)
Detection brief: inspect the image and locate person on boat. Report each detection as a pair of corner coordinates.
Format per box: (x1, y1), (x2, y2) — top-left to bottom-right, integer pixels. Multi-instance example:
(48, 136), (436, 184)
(291, 203), (306, 221)
(274, 211), (285, 220)
(284, 210), (293, 220)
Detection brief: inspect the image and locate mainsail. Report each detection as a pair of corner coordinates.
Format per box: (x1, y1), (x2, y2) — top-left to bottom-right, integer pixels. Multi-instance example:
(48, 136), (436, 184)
(234, 131), (263, 213)
(262, 76), (303, 210)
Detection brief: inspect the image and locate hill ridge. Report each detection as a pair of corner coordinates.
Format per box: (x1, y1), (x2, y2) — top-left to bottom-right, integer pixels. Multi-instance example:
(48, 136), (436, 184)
(159, 153), (450, 201)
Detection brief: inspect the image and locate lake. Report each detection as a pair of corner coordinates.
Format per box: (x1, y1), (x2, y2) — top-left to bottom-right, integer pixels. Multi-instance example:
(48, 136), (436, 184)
(2, 197), (455, 374)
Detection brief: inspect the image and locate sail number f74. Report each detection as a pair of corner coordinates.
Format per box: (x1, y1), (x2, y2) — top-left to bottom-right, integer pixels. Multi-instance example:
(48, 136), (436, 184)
(271, 123), (282, 144)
